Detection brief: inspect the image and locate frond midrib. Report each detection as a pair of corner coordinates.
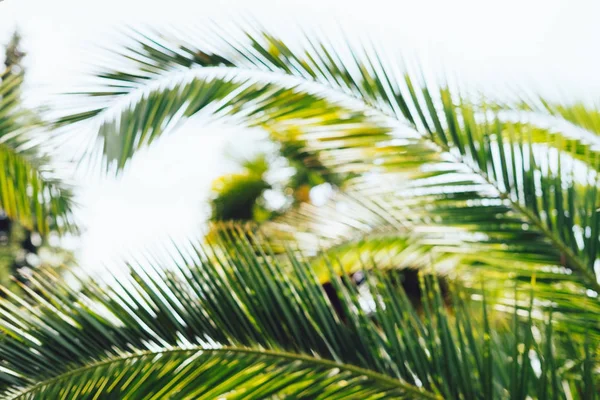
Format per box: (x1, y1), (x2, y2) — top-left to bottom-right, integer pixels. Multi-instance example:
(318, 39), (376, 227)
(7, 345), (440, 400)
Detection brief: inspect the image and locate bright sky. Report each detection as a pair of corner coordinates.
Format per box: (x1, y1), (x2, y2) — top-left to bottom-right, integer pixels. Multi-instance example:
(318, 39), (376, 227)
(0, 0), (599, 269)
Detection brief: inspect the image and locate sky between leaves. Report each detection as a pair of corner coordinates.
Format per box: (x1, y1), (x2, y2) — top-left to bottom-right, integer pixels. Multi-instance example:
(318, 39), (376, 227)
(0, 0), (599, 271)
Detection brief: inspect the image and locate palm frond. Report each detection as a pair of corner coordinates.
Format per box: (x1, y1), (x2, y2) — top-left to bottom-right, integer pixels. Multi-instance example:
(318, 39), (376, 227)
(58, 72), (392, 173)
(0, 231), (596, 398)
(262, 182), (600, 336)
(7, 347), (427, 400)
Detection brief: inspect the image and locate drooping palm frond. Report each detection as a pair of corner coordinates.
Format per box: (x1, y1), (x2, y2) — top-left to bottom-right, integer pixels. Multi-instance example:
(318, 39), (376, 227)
(58, 72), (393, 173)
(0, 72), (75, 234)
(0, 230), (596, 399)
(8, 348), (424, 400)
(58, 25), (600, 164)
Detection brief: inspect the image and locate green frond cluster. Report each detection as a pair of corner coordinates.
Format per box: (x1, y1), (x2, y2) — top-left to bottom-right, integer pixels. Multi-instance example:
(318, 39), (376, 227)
(0, 24), (596, 398)
(0, 233), (595, 398)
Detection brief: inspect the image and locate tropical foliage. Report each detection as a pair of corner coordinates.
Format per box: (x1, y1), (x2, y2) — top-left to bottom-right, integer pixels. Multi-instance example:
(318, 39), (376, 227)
(210, 154), (272, 221)
(0, 232), (595, 399)
(0, 24), (598, 398)
(209, 144), (337, 223)
(0, 36), (74, 235)
(0, 32), (75, 288)
(208, 129), (343, 223)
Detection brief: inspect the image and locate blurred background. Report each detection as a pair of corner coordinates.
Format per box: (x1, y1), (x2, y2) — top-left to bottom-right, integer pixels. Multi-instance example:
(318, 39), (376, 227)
(0, 0), (599, 271)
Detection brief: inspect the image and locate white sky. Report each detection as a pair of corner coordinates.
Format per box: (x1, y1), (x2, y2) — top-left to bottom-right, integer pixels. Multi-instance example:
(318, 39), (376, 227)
(0, 0), (599, 270)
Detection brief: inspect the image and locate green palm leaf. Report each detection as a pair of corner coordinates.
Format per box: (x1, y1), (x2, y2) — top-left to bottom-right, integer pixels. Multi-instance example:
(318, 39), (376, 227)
(0, 231), (595, 398)
(7, 347), (427, 400)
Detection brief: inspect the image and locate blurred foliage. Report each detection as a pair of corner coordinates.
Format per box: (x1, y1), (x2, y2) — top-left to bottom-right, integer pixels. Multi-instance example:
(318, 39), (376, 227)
(3, 31), (25, 76)
(210, 154), (271, 222)
(6, 24), (600, 397)
(0, 31), (75, 291)
(0, 215), (74, 290)
(209, 136), (345, 223)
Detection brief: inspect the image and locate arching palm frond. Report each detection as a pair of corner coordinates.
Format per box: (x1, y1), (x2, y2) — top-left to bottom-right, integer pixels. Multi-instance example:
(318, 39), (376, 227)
(8, 348), (423, 400)
(0, 72), (75, 234)
(0, 231), (596, 399)
(56, 26), (600, 337)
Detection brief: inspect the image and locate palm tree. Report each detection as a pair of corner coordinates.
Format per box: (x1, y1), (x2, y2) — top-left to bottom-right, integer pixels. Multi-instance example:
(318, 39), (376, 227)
(0, 25), (598, 398)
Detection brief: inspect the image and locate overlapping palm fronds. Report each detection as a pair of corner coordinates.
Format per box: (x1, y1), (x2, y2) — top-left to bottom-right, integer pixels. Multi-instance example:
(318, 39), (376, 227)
(54, 25), (600, 327)
(32, 23), (600, 397)
(0, 231), (596, 399)
(0, 71), (74, 234)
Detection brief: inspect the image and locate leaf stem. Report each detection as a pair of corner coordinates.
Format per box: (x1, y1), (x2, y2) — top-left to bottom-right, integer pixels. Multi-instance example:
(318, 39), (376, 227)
(8, 346), (441, 400)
